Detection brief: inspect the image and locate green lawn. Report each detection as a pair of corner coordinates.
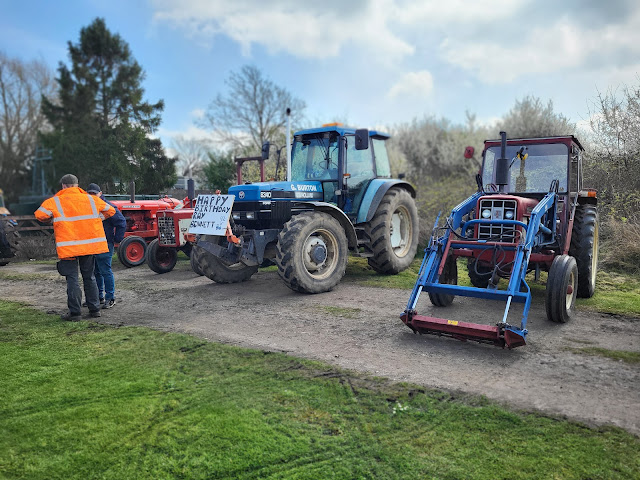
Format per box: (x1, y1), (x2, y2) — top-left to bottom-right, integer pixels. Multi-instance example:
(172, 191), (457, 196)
(1, 301), (638, 479)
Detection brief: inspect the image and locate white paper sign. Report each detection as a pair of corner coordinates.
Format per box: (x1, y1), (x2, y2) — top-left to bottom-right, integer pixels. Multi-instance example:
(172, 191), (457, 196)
(188, 194), (234, 235)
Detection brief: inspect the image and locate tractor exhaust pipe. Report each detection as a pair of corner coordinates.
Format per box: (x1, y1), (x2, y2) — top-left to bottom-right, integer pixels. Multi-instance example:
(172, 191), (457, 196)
(495, 131), (509, 192)
(187, 178), (195, 202)
(130, 181), (135, 203)
(286, 107), (292, 182)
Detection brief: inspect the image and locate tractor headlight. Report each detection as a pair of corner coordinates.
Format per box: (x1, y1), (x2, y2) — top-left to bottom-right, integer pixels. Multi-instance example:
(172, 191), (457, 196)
(481, 209), (491, 219)
(232, 213), (241, 220)
(245, 212), (255, 220)
(505, 210), (514, 220)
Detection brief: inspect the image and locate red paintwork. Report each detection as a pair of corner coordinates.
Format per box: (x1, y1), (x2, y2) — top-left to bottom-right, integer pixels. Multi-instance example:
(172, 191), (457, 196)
(156, 208), (195, 248)
(111, 196), (182, 244)
(400, 312), (526, 348)
(124, 239), (146, 262)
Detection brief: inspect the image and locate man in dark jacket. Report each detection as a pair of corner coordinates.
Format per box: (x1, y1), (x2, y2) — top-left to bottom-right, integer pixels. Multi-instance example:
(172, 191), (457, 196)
(87, 183), (127, 309)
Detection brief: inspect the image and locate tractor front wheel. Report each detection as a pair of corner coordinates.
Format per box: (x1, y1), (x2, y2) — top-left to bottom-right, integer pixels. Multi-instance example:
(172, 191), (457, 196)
(190, 244), (205, 276)
(146, 239), (178, 274)
(198, 235), (257, 283)
(429, 255), (458, 307)
(366, 188), (419, 274)
(467, 259), (492, 288)
(545, 255), (578, 323)
(569, 205), (598, 298)
(276, 212), (348, 293)
(117, 236), (147, 268)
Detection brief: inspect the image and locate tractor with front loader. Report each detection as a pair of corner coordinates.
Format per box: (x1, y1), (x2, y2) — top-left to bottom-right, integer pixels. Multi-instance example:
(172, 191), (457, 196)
(193, 124), (419, 293)
(0, 189), (19, 266)
(401, 132), (598, 348)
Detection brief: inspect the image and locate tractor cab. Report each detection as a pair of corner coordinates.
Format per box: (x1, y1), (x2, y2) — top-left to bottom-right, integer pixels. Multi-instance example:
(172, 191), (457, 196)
(290, 125), (392, 221)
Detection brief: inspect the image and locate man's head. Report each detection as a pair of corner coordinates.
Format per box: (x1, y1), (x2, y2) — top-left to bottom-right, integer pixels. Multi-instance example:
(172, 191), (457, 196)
(87, 183), (102, 197)
(60, 174), (78, 189)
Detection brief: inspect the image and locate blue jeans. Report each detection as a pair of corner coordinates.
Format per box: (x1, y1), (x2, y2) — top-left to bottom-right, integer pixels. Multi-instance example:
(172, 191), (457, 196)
(59, 255), (99, 314)
(94, 243), (115, 301)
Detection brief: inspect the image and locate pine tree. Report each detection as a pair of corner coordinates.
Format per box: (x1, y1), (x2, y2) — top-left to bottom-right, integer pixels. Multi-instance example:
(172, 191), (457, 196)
(41, 18), (176, 193)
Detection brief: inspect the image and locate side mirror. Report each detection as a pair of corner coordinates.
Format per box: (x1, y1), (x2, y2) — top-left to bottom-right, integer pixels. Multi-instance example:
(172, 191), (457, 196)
(464, 146), (475, 159)
(398, 173), (406, 180)
(261, 141), (270, 160)
(355, 129), (369, 150)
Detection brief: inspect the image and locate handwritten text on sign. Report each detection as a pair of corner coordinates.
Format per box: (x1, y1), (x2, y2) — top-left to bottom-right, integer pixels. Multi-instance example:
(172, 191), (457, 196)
(188, 194), (234, 235)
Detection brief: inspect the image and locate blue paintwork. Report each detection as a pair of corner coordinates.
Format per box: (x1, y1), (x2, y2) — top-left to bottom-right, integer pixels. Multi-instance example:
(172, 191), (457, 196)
(229, 181), (323, 202)
(404, 190), (559, 345)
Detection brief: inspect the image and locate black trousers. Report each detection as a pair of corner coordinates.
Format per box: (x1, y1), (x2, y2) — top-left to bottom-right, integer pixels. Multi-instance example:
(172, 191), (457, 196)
(58, 256), (99, 314)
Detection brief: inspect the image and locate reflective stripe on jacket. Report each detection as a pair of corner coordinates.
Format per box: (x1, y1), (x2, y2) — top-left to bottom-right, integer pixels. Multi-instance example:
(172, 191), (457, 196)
(34, 187), (116, 259)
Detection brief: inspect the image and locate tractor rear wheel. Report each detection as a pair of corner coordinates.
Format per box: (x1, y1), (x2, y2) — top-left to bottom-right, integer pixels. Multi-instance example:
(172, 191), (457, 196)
(569, 205), (598, 298)
(117, 236), (147, 268)
(545, 255), (578, 323)
(198, 235), (257, 283)
(190, 244), (205, 276)
(146, 239), (178, 274)
(467, 259), (492, 288)
(366, 188), (419, 274)
(276, 211), (348, 293)
(0, 218), (19, 266)
(428, 255), (458, 307)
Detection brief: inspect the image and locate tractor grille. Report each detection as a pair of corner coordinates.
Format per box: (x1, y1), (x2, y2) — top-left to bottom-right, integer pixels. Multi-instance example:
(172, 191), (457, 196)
(478, 199), (517, 242)
(158, 217), (175, 245)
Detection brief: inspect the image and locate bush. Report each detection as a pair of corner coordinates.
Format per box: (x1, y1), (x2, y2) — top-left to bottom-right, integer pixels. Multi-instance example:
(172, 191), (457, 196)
(598, 218), (640, 274)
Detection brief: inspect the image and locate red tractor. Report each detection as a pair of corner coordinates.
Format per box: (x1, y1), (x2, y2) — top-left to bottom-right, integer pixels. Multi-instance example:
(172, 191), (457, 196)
(402, 132), (598, 348)
(146, 199), (200, 274)
(111, 191), (182, 268)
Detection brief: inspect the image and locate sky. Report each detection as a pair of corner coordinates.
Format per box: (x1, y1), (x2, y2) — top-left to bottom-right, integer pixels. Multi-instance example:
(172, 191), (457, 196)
(2, 0), (640, 151)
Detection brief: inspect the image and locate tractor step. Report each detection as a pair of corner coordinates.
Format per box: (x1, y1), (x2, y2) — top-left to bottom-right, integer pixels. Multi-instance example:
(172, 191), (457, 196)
(400, 312), (527, 349)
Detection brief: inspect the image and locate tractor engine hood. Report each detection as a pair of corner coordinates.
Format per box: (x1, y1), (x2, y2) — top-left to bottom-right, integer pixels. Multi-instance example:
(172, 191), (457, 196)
(229, 181), (324, 201)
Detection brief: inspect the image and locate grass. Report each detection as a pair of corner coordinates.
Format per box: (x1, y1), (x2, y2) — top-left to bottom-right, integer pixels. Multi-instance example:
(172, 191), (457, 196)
(1, 300), (638, 479)
(568, 347), (640, 365)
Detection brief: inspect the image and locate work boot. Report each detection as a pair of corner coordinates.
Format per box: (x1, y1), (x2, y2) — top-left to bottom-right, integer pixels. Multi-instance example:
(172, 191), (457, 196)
(61, 312), (82, 321)
(89, 310), (101, 318)
(102, 299), (116, 309)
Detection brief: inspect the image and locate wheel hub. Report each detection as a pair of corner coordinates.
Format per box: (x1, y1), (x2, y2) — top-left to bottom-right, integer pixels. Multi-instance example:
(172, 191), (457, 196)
(304, 237), (327, 271)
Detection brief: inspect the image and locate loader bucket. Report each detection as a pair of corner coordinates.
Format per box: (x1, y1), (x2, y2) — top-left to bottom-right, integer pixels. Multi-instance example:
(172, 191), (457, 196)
(400, 312), (526, 349)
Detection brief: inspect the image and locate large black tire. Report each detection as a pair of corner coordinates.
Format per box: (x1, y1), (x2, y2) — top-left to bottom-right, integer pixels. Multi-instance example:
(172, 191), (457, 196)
(569, 205), (598, 298)
(117, 235), (148, 268)
(180, 243), (192, 258)
(545, 255), (578, 323)
(428, 255), (458, 307)
(198, 235), (257, 283)
(190, 244), (205, 276)
(276, 211), (348, 293)
(366, 188), (419, 274)
(467, 259), (492, 288)
(0, 218), (19, 266)
(146, 239), (178, 274)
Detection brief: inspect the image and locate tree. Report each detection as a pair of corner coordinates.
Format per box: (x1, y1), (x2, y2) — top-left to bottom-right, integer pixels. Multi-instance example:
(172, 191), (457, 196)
(200, 151), (236, 193)
(586, 83), (640, 221)
(171, 135), (209, 178)
(41, 18), (175, 193)
(497, 96), (575, 138)
(0, 52), (55, 202)
(200, 65), (306, 160)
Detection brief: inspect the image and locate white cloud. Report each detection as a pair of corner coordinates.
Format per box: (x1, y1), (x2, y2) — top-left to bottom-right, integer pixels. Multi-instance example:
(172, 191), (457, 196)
(387, 71), (434, 99)
(440, 10), (640, 84)
(190, 108), (205, 119)
(151, 0), (414, 60)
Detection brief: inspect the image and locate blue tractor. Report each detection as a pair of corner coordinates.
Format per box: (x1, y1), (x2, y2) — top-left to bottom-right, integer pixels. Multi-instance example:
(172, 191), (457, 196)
(193, 125), (419, 293)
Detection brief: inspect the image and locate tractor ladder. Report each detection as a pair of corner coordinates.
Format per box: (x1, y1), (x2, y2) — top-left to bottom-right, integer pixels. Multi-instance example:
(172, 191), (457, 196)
(401, 189), (558, 348)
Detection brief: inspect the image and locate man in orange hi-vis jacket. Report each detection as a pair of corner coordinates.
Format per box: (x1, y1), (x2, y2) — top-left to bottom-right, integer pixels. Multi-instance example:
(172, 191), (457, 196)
(35, 174), (116, 321)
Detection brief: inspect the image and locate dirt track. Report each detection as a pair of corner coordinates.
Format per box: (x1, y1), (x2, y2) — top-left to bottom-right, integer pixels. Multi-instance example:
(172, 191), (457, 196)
(2, 259), (639, 436)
